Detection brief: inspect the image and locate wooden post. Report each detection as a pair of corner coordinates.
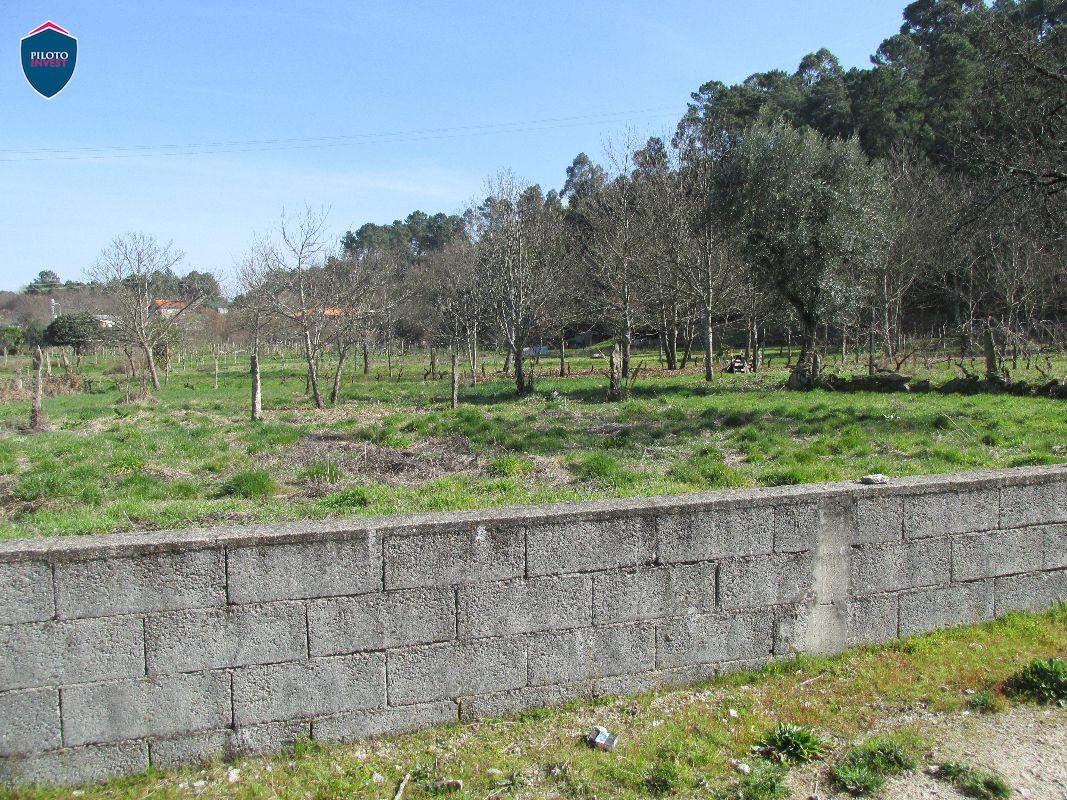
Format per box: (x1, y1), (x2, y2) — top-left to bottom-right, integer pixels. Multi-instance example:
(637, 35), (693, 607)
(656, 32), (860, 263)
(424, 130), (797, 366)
(30, 345), (46, 432)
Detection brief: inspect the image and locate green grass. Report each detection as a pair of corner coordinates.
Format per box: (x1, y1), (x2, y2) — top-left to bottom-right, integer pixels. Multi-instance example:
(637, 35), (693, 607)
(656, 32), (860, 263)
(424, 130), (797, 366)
(2, 606), (1063, 800)
(221, 470), (278, 499)
(0, 347), (1063, 539)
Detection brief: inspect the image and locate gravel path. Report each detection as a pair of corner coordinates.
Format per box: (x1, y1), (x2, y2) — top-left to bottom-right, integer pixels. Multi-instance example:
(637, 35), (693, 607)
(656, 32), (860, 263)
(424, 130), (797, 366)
(790, 704), (1067, 799)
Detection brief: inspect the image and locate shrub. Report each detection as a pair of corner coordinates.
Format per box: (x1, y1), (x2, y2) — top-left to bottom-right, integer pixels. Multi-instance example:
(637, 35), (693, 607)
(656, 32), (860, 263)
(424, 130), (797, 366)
(755, 723), (826, 764)
(1004, 657), (1067, 704)
(935, 762), (1011, 799)
(966, 691), (1002, 713)
(223, 470), (277, 498)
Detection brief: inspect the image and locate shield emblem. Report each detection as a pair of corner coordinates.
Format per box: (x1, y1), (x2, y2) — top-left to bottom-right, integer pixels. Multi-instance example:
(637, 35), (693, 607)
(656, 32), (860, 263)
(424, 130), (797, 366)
(21, 21), (77, 99)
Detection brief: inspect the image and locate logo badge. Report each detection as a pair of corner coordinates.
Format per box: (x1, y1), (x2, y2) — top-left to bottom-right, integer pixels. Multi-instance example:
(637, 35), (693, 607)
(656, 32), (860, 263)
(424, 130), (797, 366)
(21, 21), (77, 99)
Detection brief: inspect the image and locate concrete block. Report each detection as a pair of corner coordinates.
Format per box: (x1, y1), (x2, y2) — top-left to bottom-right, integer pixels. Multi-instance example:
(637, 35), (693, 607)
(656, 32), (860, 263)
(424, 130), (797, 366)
(772, 501), (821, 553)
(0, 561), (53, 624)
(853, 495), (903, 544)
(846, 594), (899, 646)
(233, 720), (311, 755)
(657, 506), (774, 564)
(594, 662), (719, 697)
(459, 575), (590, 638)
(952, 528), (1044, 581)
(233, 654), (385, 726)
(55, 550), (225, 619)
(146, 601), (307, 674)
(592, 562), (714, 625)
(899, 581), (994, 637)
(528, 622), (656, 686)
(994, 569), (1067, 616)
(459, 683), (589, 721)
(903, 488), (999, 539)
(62, 671), (232, 747)
(0, 741), (148, 787)
(0, 688), (60, 757)
(719, 552), (812, 611)
(0, 617), (144, 691)
(313, 700), (457, 741)
(384, 526), (523, 589)
(1000, 480), (1067, 529)
(387, 638), (526, 705)
(527, 516), (655, 576)
(228, 534), (381, 603)
(848, 537), (950, 596)
(1042, 524), (1067, 570)
(657, 610), (773, 669)
(310, 588), (455, 656)
(148, 729), (232, 769)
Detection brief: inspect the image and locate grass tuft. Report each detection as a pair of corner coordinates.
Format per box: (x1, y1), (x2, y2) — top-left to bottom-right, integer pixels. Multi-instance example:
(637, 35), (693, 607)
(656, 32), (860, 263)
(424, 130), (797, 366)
(830, 732), (923, 795)
(222, 470), (277, 498)
(713, 760), (790, 800)
(935, 761), (1012, 799)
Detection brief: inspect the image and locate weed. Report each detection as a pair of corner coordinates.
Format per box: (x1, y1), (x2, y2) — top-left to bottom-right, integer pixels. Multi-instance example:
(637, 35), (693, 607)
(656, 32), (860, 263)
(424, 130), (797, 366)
(966, 691), (1002, 713)
(1004, 657), (1067, 703)
(754, 723), (826, 764)
(935, 761), (1012, 799)
(222, 470), (277, 498)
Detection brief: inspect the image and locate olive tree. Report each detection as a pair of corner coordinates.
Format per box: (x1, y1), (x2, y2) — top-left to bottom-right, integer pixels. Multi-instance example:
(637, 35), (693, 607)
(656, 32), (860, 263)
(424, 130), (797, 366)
(717, 121), (890, 387)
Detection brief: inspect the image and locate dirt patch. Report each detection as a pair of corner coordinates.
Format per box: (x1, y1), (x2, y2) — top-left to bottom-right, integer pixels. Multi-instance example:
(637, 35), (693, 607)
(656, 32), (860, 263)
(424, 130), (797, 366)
(285, 432), (483, 488)
(790, 704), (1067, 799)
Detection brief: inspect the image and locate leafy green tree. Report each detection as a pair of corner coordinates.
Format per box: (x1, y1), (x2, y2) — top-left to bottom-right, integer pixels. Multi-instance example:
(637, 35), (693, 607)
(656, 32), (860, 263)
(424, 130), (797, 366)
(23, 270), (62, 295)
(717, 122), (890, 387)
(44, 313), (102, 356)
(0, 326), (24, 357)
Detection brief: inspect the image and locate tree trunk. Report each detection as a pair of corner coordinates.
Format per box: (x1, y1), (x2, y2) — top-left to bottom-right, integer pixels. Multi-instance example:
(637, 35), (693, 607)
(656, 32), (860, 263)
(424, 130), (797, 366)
(514, 346), (527, 396)
(429, 347), (438, 380)
(30, 345), (46, 432)
(214, 359), (219, 389)
(559, 336), (566, 378)
(703, 305), (715, 382)
(362, 338), (371, 375)
(607, 343), (622, 400)
(330, 345), (348, 405)
(503, 344), (512, 376)
(144, 344), (161, 391)
(250, 351), (262, 421)
(450, 348), (459, 409)
(621, 318), (632, 379)
(301, 329), (322, 408)
(984, 327), (999, 381)
(788, 323), (819, 390)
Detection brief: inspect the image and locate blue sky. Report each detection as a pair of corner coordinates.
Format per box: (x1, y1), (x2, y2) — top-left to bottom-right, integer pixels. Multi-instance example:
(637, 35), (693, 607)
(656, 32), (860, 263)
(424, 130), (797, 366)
(0, 1), (906, 292)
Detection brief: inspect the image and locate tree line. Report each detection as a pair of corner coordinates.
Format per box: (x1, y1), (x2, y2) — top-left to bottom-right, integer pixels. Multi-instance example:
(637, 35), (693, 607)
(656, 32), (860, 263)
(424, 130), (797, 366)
(30, 0), (1066, 418)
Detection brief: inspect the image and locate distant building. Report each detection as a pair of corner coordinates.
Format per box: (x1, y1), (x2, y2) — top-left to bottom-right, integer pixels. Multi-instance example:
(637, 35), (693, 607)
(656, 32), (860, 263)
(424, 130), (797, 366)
(91, 314), (117, 329)
(149, 299), (186, 318)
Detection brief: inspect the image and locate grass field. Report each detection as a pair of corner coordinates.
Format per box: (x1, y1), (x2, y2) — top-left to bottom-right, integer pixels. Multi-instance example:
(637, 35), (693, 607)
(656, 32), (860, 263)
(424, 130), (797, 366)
(0, 347), (1063, 539)
(2, 605), (1063, 799)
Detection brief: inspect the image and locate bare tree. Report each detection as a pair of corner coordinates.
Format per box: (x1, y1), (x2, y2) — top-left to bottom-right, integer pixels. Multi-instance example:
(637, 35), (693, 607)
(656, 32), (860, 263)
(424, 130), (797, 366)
(475, 174), (570, 396)
(88, 233), (203, 391)
(258, 207), (332, 409)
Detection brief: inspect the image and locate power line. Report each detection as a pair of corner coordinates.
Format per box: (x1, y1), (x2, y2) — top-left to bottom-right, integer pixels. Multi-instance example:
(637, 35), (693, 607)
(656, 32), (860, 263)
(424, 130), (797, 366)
(0, 106), (681, 163)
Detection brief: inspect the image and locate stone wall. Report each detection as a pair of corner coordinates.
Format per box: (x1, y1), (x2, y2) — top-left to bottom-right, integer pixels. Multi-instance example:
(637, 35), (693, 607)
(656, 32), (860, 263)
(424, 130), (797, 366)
(1, 465), (1064, 786)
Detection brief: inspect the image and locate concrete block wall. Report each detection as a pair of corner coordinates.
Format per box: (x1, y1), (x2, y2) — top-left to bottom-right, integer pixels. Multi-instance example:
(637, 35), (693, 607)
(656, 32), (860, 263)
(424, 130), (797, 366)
(1, 465), (1064, 786)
